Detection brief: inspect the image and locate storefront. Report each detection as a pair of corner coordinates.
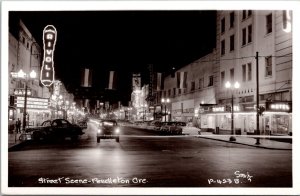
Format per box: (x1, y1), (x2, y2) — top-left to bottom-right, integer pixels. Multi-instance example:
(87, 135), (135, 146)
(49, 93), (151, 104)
(15, 96), (51, 127)
(199, 102), (292, 136)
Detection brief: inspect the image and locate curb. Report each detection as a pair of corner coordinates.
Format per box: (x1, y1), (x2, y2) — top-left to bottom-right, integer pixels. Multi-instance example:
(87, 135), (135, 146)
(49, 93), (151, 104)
(197, 135), (292, 150)
(8, 140), (29, 151)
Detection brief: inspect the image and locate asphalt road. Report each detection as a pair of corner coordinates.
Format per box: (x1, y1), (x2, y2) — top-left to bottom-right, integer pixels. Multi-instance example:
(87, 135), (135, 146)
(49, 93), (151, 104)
(8, 121), (292, 187)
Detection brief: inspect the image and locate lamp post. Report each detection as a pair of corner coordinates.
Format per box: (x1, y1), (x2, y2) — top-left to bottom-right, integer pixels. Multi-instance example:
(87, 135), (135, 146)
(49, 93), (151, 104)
(225, 81), (240, 139)
(12, 69), (37, 131)
(143, 104), (147, 121)
(128, 107), (132, 121)
(161, 98), (170, 122)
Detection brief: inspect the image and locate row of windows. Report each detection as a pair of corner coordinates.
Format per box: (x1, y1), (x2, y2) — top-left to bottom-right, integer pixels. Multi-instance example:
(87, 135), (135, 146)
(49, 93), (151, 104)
(221, 24), (252, 55)
(162, 76), (214, 97)
(221, 10), (252, 34)
(220, 63), (252, 86)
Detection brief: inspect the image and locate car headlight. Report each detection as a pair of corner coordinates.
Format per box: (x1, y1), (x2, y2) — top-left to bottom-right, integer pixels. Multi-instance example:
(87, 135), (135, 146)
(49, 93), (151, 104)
(115, 128), (120, 133)
(97, 129), (102, 134)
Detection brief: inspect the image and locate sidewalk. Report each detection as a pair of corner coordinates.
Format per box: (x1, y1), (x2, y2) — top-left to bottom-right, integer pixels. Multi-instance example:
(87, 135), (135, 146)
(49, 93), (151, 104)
(198, 132), (292, 150)
(8, 132), (31, 150)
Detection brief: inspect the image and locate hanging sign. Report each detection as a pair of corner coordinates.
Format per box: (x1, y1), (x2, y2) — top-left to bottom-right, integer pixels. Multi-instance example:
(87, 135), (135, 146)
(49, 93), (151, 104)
(40, 25), (57, 87)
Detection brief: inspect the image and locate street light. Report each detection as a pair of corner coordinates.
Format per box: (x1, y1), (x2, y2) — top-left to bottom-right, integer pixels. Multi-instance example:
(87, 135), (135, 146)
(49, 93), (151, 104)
(143, 104), (147, 121)
(13, 69), (37, 131)
(225, 81), (240, 141)
(161, 98), (170, 122)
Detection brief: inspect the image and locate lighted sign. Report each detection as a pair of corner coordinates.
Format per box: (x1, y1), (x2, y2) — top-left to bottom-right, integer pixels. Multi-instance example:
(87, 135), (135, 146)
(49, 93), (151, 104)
(266, 101), (292, 112)
(212, 106), (225, 112)
(40, 25), (57, 87)
(16, 96), (49, 110)
(14, 89), (32, 96)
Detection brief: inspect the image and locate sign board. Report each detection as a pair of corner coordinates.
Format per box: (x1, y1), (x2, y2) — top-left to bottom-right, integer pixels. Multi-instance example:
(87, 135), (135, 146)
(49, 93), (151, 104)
(40, 25), (57, 87)
(16, 96), (49, 110)
(266, 101), (292, 113)
(14, 89), (32, 96)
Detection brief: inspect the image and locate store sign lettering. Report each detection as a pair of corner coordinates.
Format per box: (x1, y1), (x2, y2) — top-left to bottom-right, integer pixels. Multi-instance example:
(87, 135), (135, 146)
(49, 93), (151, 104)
(212, 107), (225, 112)
(40, 25), (57, 87)
(266, 102), (292, 112)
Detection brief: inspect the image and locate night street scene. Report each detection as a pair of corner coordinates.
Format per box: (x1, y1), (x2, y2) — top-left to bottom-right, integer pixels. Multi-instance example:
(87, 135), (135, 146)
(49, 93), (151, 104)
(1, 1), (297, 195)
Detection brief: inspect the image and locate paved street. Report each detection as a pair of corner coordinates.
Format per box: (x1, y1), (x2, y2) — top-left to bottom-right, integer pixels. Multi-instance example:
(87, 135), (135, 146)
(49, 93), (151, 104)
(8, 121), (292, 187)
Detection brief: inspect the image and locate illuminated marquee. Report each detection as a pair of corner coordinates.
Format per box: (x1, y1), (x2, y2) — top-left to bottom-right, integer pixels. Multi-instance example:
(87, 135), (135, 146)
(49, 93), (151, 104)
(16, 96), (49, 110)
(40, 25), (57, 87)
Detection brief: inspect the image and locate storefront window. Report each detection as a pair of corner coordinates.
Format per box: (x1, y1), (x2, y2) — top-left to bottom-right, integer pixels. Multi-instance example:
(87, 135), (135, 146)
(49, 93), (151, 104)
(272, 115), (289, 135)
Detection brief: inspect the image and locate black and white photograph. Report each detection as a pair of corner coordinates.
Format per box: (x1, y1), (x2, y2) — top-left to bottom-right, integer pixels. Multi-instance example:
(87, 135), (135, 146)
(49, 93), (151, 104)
(1, 1), (299, 195)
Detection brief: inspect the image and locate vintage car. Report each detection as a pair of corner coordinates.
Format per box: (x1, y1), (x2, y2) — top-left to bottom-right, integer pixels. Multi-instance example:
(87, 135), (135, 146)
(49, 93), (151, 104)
(97, 119), (120, 143)
(26, 119), (84, 141)
(159, 121), (183, 135)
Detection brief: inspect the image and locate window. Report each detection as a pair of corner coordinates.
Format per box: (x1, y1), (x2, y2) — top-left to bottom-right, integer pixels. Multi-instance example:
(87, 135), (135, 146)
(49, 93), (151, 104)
(164, 91), (167, 97)
(199, 78), (204, 89)
(266, 13), (272, 34)
(173, 88), (176, 96)
(208, 76), (214, 87)
(168, 89), (171, 97)
(230, 12), (235, 28)
(265, 56), (272, 77)
(248, 63), (252, 81)
(248, 25), (252, 43)
(230, 34), (235, 51)
(242, 28), (246, 45)
(178, 89), (181, 95)
(221, 40), (225, 55)
(191, 81), (195, 91)
(242, 64), (246, 82)
(230, 68), (234, 81)
(221, 18), (225, 33)
(248, 10), (252, 16)
(242, 10), (247, 20)
(221, 71), (225, 86)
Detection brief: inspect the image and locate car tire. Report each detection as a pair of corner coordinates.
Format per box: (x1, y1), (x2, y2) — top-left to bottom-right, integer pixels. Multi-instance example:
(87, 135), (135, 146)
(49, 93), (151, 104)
(116, 137), (120, 143)
(97, 137), (100, 143)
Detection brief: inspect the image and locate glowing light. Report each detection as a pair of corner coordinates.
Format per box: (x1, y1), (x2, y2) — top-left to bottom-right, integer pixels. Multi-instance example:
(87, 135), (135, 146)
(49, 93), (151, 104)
(29, 70), (37, 78)
(17, 69), (25, 78)
(40, 25), (57, 87)
(225, 81), (231, 88)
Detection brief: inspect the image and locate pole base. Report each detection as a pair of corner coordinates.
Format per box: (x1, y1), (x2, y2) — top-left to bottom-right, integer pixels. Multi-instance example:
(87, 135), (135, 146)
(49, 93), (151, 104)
(255, 138), (261, 145)
(229, 136), (236, 142)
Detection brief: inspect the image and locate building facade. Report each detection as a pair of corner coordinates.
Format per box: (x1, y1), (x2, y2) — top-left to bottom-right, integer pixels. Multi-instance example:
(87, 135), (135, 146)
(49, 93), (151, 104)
(160, 10), (292, 136)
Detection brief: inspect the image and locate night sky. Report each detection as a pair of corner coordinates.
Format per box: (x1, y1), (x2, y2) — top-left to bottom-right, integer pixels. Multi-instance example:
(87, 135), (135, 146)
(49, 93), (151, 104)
(9, 11), (216, 104)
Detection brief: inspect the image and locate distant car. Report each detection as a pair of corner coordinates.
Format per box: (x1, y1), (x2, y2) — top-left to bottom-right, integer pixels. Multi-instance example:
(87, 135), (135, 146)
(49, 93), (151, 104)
(148, 120), (163, 131)
(97, 119), (120, 143)
(26, 119), (84, 141)
(159, 122), (182, 135)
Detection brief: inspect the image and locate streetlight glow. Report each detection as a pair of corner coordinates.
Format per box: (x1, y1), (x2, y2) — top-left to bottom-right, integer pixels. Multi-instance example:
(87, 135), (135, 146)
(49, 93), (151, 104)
(17, 69), (25, 78)
(234, 81), (240, 89)
(225, 81), (231, 88)
(161, 98), (165, 103)
(29, 70), (37, 79)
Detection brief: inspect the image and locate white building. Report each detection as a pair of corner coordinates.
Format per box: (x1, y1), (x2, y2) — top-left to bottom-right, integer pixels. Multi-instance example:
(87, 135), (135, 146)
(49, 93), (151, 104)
(161, 10), (292, 136)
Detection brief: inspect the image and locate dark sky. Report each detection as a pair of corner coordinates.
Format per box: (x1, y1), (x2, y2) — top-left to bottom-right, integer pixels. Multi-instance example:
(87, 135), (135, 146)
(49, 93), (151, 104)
(9, 11), (216, 104)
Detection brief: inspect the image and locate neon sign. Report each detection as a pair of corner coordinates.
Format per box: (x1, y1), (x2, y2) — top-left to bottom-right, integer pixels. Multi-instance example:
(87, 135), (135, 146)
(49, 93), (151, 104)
(40, 25), (57, 87)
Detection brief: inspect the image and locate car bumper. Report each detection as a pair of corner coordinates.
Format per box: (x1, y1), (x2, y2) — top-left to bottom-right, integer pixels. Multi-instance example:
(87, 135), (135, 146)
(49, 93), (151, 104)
(97, 134), (119, 139)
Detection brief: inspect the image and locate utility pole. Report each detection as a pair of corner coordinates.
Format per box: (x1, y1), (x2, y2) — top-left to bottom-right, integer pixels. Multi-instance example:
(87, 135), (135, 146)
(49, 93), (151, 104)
(256, 51), (260, 145)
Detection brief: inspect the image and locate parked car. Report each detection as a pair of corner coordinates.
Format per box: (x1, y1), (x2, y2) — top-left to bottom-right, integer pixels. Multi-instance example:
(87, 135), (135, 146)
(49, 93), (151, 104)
(159, 122), (182, 135)
(26, 119), (84, 141)
(148, 120), (163, 131)
(97, 119), (120, 143)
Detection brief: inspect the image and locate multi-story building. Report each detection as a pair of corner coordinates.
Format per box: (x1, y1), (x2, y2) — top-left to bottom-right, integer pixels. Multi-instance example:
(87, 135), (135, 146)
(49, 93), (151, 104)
(8, 20), (53, 129)
(161, 49), (219, 125)
(161, 10), (292, 136)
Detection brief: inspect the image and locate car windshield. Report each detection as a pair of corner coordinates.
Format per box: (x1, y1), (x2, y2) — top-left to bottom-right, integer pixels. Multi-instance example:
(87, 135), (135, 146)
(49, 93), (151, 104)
(41, 121), (51, 126)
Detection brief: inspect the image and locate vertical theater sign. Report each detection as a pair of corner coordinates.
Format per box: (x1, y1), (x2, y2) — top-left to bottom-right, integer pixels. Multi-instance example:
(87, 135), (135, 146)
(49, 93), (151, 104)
(40, 25), (57, 86)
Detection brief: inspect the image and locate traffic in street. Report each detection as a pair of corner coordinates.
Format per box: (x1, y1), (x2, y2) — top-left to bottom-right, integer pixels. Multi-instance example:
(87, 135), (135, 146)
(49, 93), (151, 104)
(8, 119), (292, 187)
